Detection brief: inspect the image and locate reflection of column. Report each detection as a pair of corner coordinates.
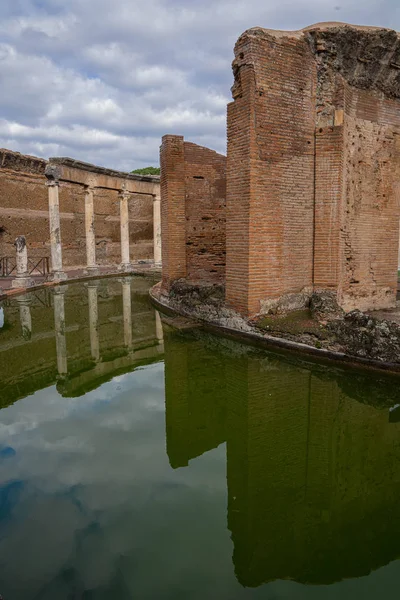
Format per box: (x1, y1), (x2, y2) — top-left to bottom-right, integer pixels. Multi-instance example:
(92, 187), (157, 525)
(45, 174), (67, 281)
(155, 310), (164, 345)
(119, 190), (132, 271)
(121, 278), (132, 348)
(53, 286), (68, 376)
(84, 185), (98, 273)
(12, 236), (33, 288)
(87, 282), (100, 361)
(16, 296), (32, 340)
(153, 191), (162, 266)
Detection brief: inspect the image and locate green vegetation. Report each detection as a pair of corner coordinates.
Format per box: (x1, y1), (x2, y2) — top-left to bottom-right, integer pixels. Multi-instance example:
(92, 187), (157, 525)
(131, 166), (160, 175)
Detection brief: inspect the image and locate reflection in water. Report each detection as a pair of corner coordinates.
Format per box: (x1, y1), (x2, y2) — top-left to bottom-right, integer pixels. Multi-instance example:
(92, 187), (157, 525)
(53, 286), (68, 377)
(1, 281), (400, 599)
(0, 276), (163, 407)
(164, 330), (400, 588)
(87, 282), (100, 362)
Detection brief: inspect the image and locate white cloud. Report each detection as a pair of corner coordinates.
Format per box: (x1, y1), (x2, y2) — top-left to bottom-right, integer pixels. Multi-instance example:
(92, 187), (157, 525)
(0, 0), (399, 170)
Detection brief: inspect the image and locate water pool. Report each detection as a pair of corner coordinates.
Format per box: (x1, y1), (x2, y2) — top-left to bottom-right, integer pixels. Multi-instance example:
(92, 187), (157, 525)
(0, 276), (400, 599)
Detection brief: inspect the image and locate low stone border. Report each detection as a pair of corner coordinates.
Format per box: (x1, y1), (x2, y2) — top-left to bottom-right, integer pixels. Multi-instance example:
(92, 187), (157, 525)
(149, 282), (400, 376)
(0, 265), (161, 301)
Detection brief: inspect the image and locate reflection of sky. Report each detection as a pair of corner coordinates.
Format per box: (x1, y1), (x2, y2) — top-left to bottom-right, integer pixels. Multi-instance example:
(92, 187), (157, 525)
(0, 307), (4, 328)
(1, 361), (400, 599)
(0, 362), (236, 600)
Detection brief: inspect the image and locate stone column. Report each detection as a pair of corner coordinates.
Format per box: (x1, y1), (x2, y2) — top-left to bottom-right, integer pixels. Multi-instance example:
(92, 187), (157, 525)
(87, 282), (100, 361)
(12, 236), (33, 288)
(45, 171), (67, 281)
(16, 296), (32, 340)
(121, 278), (132, 348)
(119, 190), (132, 272)
(84, 185), (98, 274)
(153, 191), (162, 266)
(53, 286), (68, 376)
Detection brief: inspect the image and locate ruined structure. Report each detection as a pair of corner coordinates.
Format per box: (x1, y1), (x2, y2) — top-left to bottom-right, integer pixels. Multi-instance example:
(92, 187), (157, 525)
(160, 136), (226, 289)
(0, 149), (161, 276)
(161, 23), (400, 317)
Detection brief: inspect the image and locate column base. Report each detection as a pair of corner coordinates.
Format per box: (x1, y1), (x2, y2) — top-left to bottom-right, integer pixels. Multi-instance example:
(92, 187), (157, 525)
(50, 271), (68, 282)
(12, 277), (34, 289)
(119, 263), (134, 273)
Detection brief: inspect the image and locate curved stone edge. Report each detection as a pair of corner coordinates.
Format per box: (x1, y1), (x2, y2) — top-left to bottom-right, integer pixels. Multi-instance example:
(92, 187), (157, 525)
(149, 282), (400, 377)
(0, 267), (161, 302)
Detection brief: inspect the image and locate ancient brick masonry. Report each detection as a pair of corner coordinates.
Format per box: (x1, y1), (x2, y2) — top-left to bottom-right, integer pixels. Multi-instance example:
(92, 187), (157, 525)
(161, 23), (400, 317)
(0, 149), (159, 268)
(160, 135), (226, 290)
(227, 23), (400, 315)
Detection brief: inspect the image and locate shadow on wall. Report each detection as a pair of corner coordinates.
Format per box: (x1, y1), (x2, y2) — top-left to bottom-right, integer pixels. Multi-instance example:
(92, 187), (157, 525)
(163, 327), (400, 587)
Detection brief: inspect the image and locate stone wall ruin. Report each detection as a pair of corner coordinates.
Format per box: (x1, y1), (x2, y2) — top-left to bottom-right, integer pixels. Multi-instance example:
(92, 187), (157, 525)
(161, 22), (400, 317)
(0, 149), (160, 270)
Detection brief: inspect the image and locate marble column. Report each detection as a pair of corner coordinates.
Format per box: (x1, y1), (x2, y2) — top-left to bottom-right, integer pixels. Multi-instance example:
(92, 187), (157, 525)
(16, 296), (32, 340)
(153, 191), (162, 266)
(53, 286), (68, 376)
(121, 278), (132, 348)
(12, 236), (33, 288)
(119, 190), (132, 271)
(46, 175), (67, 281)
(87, 282), (100, 361)
(84, 185), (98, 273)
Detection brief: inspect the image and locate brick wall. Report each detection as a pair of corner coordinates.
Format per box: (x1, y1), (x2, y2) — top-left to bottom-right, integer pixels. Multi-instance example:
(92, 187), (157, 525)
(226, 30), (317, 315)
(160, 24), (400, 316)
(0, 149), (157, 268)
(160, 135), (226, 291)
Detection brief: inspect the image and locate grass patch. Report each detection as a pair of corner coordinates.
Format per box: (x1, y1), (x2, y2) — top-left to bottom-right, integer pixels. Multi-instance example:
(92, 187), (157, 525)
(255, 309), (328, 340)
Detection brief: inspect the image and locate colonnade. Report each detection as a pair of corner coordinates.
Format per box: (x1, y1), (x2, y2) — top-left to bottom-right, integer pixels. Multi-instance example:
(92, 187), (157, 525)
(44, 172), (162, 279)
(14, 279), (164, 378)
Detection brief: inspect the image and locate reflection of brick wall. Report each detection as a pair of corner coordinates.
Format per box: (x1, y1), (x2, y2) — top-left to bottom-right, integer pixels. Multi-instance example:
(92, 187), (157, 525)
(160, 135), (226, 291)
(0, 149), (156, 268)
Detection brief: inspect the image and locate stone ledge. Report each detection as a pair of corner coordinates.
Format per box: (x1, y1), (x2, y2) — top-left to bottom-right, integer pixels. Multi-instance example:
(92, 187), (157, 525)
(49, 157), (160, 184)
(149, 282), (400, 376)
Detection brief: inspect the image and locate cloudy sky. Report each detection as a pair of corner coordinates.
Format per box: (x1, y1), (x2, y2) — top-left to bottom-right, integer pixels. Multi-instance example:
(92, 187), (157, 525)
(0, 0), (399, 172)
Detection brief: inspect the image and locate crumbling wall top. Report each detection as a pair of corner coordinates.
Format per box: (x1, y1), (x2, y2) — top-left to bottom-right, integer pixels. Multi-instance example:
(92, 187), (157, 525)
(233, 22), (400, 99)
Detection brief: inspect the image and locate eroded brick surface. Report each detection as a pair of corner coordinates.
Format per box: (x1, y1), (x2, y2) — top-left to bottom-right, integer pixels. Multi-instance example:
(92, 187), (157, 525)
(160, 136), (226, 291)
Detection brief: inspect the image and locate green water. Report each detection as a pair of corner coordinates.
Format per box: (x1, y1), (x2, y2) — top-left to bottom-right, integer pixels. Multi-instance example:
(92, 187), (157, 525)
(0, 276), (400, 599)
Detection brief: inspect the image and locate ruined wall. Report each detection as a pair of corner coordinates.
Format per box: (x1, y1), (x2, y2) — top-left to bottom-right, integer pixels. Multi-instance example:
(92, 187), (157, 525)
(310, 26), (400, 312)
(225, 24), (400, 316)
(160, 135), (226, 291)
(226, 29), (317, 315)
(0, 149), (158, 268)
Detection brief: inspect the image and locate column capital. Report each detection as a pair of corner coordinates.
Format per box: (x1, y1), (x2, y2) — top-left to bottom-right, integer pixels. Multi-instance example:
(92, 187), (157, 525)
(45, 164), (61, 186)
(119, 189), (131, 200)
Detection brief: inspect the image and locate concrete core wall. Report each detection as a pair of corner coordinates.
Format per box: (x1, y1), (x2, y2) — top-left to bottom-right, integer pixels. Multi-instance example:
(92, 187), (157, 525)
(160, 135), (226, 291)
(0, 149), (160, 268)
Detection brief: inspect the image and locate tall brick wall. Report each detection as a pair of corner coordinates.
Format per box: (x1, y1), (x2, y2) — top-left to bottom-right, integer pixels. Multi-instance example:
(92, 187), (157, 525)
(0, 149), (157, 268)
(160, 135), (226, 291)
(160, 24), (400, 316)
(226, 30), (317, 315)
(225, 24), (400, 316)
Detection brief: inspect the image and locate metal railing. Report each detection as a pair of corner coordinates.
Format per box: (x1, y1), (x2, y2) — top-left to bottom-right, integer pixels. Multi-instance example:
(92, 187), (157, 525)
(0, 256), (50, 277)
